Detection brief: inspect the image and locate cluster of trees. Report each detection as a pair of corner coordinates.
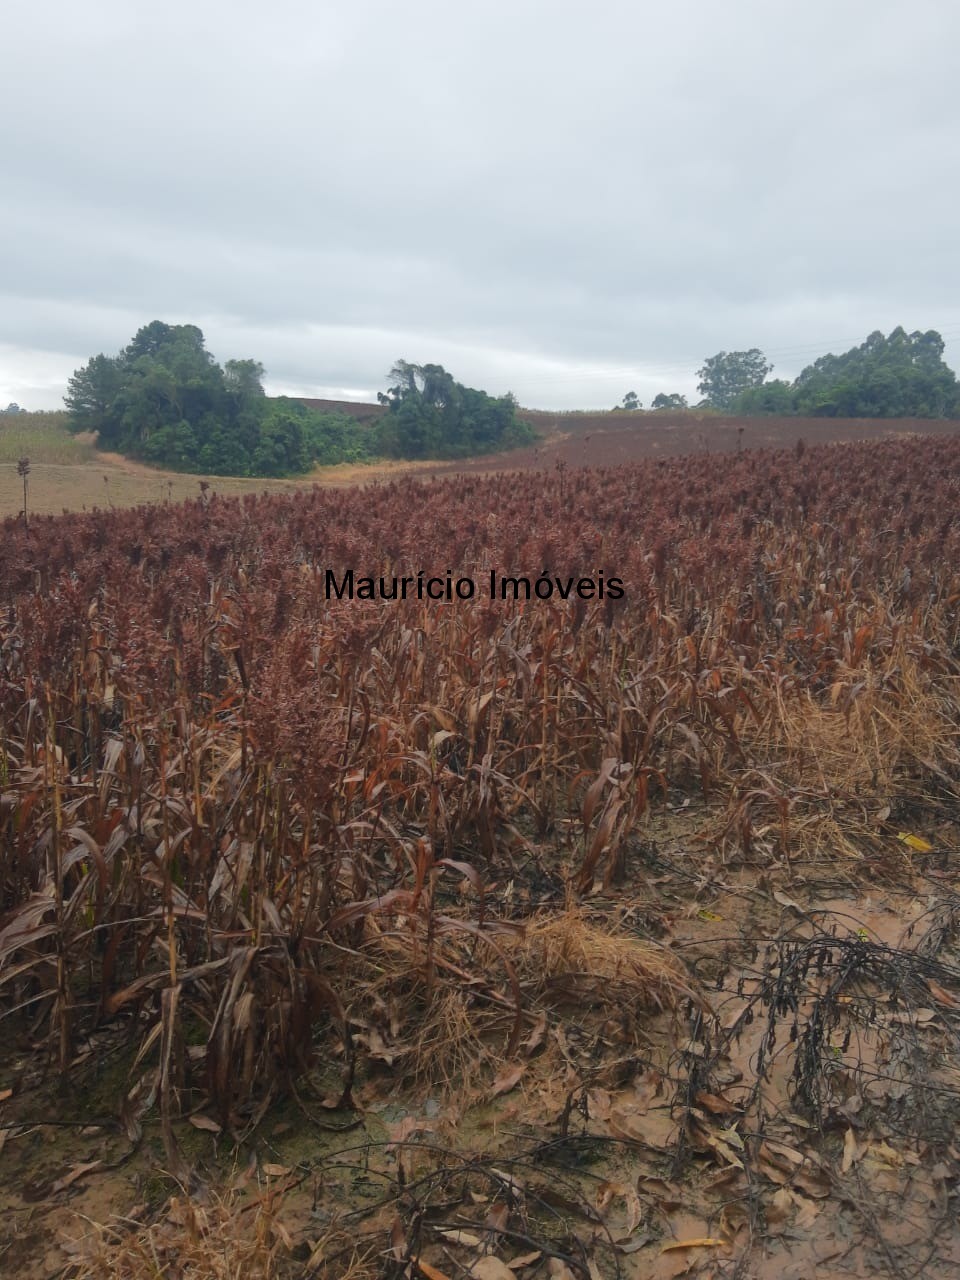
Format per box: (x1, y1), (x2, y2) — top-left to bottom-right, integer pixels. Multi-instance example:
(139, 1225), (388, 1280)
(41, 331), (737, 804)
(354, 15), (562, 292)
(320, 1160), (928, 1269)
(698, 329), (959, 418)
(651, 392), (688, 411)
(65, 322), (307, 475)
(64, 325), (528, 475)
(376, 360), (532, 459)
(619, 391), (690, 411)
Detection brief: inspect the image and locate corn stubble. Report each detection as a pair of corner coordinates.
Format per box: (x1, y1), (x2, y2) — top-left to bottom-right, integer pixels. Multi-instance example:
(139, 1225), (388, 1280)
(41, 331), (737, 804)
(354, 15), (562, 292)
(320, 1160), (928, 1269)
(1, 436), (959, 1139)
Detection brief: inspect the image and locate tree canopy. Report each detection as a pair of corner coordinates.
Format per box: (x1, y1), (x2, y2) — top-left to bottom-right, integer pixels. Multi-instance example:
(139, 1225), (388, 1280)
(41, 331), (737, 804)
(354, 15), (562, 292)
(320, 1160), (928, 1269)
(64, 326), (532, 475)
(69, 324), (249, 469)
(728, 328), (960, 418)
(64, 323), (381, 476)
(697, 349), (774, 410)
(651, 392), (688, 411)
(376, 360), (532, 459)
(790, 328), (959, 418)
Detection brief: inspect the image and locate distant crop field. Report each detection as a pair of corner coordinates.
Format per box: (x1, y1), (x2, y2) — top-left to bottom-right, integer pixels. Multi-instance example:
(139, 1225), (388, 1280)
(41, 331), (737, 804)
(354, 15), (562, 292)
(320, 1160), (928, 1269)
(0, 411), (96, 464)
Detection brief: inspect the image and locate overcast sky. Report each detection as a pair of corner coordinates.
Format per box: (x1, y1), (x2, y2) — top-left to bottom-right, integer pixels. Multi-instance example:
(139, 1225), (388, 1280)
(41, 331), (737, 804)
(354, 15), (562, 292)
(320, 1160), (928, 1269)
(3, 0), (960, 411)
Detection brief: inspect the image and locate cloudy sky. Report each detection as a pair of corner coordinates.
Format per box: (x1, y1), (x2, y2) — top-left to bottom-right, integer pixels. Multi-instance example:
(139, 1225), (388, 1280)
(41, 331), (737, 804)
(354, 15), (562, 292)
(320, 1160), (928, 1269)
(3, 0), (960, 411)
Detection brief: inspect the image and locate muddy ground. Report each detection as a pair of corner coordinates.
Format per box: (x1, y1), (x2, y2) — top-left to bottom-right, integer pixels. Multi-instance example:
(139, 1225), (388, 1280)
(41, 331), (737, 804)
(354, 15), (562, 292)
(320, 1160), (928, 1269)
(2, 803), (958, 1279)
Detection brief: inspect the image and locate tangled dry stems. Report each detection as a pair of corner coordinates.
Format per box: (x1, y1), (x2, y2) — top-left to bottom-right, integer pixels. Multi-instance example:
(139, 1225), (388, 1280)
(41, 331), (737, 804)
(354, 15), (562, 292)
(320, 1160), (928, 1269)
(65, 1185), (300, 1280)
(2, 437), (960, 1132)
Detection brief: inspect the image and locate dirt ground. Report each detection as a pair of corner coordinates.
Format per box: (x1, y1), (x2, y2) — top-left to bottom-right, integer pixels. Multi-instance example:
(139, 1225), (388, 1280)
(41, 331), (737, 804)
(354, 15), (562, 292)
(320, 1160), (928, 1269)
(2, 805), (958, 1280)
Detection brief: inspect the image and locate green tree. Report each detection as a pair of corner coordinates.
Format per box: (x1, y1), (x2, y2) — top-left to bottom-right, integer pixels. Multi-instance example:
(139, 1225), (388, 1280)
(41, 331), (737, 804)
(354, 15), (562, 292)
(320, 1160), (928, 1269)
(651, 392), (688, 410)
(64, 353), (123, 435)
(731, 379), (795, 414)
(64, 323), (274, 472)
(792, 328), (958, 418)
(376, 360), (532, 459)
(697, 349), (773, 410)
(622, 391), (641, 410)
(224, 358), (266, 400)
(252, 404), (309, 476)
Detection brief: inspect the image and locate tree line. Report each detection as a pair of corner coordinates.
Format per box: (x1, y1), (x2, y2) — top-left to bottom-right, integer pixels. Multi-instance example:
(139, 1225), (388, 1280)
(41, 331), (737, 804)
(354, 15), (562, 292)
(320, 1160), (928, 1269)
(698, 328), (959, 417)
(623, 327), (960, 419)
(64, 323), (531, 476)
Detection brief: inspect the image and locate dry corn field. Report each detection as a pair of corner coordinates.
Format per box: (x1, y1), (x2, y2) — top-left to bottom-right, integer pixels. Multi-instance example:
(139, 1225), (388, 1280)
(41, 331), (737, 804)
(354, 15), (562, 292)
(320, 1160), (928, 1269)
(2, 437), (960, 1279)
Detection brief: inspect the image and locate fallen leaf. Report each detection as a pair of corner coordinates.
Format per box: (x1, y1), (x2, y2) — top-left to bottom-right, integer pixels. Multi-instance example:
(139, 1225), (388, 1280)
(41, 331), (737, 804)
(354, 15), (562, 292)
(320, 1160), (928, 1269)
(386, 1115), (434, 1148)
(773, 891), (803, 912)
(586, 1087), (612, 1120)
(470, 1259), (515, 1280)
(898, 832), (933, 854)
(261, 1163), (291, 1177)
(522, 1013), (548, 1056)
(436, 1229), (482, 1247)
(871, 1140), (903, 1166)
(757, 1140), (804, 1185)
(717, 1125), (744, 1150)
(507, 1251), (542, 1270)
(925, 978), (959, 1008)
(390, 1215), (406, 1261)
(704, 1134), (744, 1169)
(596, 1180), (625, 1215)
(50, 1161), (102, 1194)
(660, 1237), (724, 1252)
(547, 1260), (578, 1280)
(694, 1091), (738, 1117)
(416, 1262), (452, 1280)
(702, 1165), (743, 1192)
(793, 1193), (821, 1230)
(485, 1202), (509, 1235)
(765, 1188), (793, 1228)
(841, 1127), (860, 1173)
(0, 1088), (12, 1103)
(189, 1114), (222, 1134)
(489, 1168), (524, 1198)
(490, 1063), (525, 1098)
(792, 1168), (831, 1199)
(616, 1234), (654, 1254)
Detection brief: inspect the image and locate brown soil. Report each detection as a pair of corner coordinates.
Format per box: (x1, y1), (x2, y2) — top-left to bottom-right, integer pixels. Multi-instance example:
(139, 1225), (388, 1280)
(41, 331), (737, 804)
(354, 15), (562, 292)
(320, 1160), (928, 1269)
(4, 812), (959, 1280)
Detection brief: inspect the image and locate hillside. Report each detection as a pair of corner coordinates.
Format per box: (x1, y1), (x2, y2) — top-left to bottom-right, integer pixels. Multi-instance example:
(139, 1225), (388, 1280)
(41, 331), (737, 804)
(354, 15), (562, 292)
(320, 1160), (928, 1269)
(5, 404), (960, 518)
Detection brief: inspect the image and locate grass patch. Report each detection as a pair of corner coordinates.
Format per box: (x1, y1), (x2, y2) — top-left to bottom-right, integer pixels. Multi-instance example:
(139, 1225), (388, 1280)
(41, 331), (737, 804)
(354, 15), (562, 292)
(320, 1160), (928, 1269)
(0, 412), (96, 464)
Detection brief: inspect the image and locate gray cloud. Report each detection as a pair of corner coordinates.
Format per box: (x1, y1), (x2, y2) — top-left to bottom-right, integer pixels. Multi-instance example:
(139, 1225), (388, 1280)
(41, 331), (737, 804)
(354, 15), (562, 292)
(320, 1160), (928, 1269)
(3, 0), (960, 411)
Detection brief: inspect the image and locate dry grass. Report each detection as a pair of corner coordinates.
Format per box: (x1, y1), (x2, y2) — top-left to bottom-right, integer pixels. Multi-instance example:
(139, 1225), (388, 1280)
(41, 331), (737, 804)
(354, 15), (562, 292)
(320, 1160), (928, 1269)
(338, 905), (698, 1092)
(0, 413), (96, 465)
(514, 907), (697, 1013)
(711, 640), (960, 864)
(64, 1183), (303, 1280)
